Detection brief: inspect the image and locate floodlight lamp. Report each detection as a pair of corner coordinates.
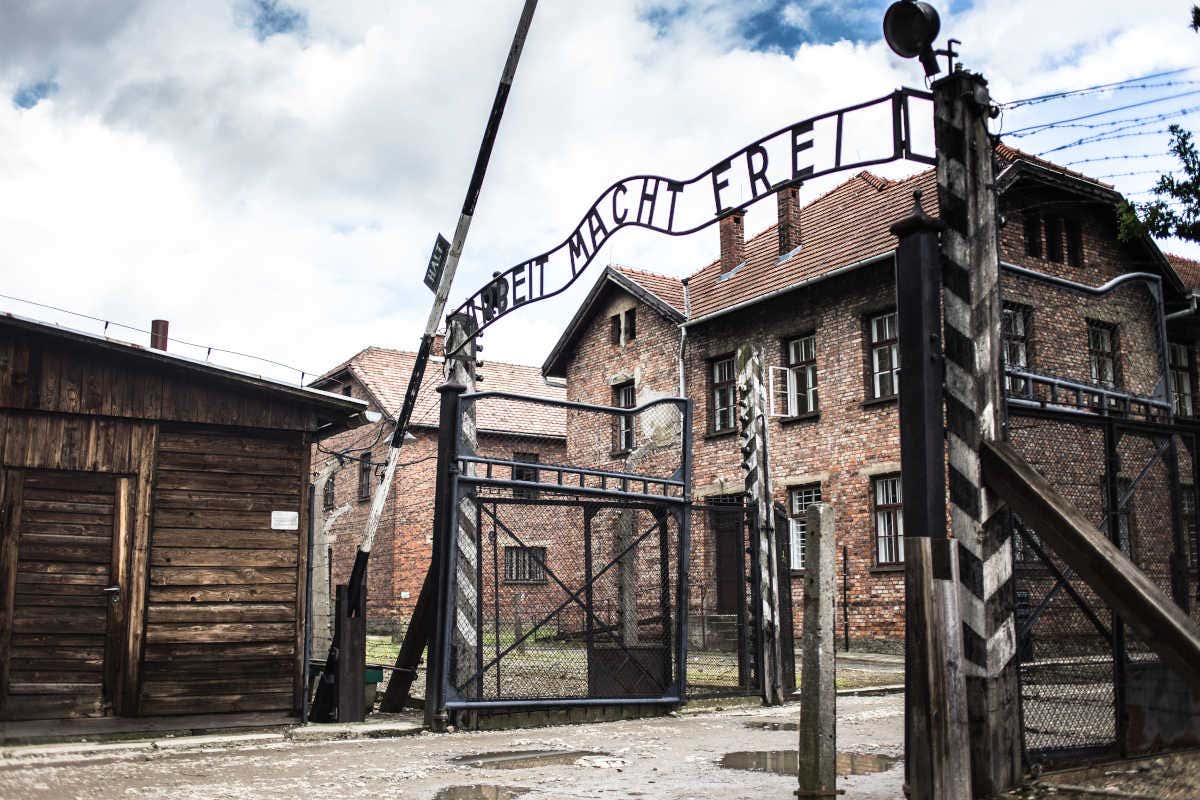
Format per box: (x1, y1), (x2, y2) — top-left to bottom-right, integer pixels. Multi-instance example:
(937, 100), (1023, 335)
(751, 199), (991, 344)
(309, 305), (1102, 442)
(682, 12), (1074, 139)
(883, 1), (942, 77)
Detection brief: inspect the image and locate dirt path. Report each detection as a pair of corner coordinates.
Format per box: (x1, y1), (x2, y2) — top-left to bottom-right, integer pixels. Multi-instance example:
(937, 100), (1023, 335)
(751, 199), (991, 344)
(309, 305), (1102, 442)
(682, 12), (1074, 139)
(0, 695), (905, 800)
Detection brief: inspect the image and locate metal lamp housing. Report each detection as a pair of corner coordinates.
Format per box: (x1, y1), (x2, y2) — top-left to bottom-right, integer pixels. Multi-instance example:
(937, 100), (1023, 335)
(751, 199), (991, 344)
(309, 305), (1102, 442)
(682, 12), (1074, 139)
(883, 1), (943, 76)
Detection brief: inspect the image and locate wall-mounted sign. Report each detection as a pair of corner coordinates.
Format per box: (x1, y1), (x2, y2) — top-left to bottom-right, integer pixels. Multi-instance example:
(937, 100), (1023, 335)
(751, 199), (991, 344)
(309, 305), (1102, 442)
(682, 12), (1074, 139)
(424, 234), (451, 292)
(271, 510), (300, 531)
(447, 89), (935, 346)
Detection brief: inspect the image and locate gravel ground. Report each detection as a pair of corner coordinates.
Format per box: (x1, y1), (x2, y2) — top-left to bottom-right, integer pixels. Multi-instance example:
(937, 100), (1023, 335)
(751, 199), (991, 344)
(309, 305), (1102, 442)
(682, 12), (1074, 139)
(0, 694), (905, 800)
(1001, 750), (1200, 799)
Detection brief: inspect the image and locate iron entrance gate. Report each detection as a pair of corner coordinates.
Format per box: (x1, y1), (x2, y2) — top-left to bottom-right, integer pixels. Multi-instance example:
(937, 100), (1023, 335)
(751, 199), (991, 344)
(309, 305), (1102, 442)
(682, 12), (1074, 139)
(428, 388), (692, 715)
(1002, 265), (1200, 766)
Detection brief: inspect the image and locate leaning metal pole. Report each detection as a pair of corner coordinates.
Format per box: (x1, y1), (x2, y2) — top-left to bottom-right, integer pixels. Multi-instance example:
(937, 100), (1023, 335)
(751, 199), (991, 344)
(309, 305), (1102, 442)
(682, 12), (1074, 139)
(312, 0), (538, 719)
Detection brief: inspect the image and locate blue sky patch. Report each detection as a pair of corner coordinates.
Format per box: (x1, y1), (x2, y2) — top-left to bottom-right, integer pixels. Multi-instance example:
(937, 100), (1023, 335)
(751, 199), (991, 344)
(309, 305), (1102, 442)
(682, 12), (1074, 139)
(643, 1), (975, 52)
(12, 79), (59, 110)
(242, 0), (307, 42)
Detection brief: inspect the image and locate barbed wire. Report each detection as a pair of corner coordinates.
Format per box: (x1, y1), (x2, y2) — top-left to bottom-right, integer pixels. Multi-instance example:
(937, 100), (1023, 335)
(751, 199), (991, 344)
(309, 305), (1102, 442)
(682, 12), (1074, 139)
(1003, 89), (1200, 137)
(996, 68), (1196, 109)
(1037, 127), (1178, 158)
(1063, 152), (1175, 167)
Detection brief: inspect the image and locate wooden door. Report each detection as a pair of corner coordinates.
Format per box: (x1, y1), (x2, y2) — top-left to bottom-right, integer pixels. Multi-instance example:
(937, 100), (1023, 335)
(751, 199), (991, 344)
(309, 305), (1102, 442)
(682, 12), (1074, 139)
(0, 469), (131, 721)
(711, 500), (743, 614)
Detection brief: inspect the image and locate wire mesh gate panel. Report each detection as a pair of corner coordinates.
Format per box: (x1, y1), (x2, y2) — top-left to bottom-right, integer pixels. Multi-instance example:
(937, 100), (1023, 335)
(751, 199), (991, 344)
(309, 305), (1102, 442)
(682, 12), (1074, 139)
(1009, 410), (1199, 763)
(434, 390), (692, 712)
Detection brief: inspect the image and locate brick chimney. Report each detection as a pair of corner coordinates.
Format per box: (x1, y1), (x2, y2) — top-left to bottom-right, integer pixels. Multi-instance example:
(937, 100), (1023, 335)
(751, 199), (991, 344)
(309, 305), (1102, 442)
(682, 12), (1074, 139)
(777, 185), (801, 256)
(150, 319), (169, 351)
(719, 210), (745, 274)
(431, 331), (446, 357)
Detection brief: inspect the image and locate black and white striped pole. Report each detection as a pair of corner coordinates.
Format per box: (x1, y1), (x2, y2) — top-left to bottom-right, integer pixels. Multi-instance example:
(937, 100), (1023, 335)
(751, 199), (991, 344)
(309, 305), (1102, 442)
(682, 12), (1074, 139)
(886, 2), (1019, 797)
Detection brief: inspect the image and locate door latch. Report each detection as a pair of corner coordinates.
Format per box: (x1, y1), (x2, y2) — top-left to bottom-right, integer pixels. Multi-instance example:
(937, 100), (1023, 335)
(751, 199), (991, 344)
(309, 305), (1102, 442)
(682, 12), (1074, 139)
(103, 586), (121, 604)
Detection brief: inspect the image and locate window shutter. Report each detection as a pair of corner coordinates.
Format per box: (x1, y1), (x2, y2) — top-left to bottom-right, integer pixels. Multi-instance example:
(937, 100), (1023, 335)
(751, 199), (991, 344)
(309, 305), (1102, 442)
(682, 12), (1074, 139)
(610, 315), (621, 344)
(768, 365), (793, 417)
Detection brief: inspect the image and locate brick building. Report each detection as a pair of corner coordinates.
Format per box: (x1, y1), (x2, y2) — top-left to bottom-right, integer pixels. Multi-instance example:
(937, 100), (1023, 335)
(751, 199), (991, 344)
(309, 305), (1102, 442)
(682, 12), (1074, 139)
(542, 144), (1197, 650)
(309, 343), (566, 636)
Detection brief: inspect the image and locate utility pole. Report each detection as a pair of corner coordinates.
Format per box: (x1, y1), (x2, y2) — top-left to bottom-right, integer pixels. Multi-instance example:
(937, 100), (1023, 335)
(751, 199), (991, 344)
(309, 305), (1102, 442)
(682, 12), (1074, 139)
(736, 343), (785, 705)
(891, 189), (971, 800)
(933, 69), (1022, 797)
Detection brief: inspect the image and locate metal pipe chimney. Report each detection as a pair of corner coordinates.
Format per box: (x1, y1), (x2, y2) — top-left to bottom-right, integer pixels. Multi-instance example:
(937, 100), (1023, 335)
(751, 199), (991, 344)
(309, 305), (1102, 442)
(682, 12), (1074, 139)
(150, 319), (169, 351)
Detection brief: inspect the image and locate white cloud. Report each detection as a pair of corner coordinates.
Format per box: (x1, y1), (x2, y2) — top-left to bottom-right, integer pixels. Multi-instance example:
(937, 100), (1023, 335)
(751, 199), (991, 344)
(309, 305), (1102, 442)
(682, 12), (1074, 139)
(0, 0), (1196, 385)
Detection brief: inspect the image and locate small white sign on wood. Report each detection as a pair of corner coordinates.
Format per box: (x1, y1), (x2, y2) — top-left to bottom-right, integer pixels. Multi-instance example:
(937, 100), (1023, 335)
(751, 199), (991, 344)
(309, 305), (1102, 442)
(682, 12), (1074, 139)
(271, 510), (300, 531)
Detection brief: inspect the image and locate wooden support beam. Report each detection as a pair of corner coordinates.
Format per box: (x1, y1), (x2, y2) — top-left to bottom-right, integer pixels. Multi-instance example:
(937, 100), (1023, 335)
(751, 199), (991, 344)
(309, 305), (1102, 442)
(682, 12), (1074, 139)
(981, 438), (1200, 694)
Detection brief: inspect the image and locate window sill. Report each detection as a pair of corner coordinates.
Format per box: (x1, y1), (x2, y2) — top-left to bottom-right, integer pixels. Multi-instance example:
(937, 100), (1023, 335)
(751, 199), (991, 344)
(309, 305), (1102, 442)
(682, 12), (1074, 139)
(503, 580), (548, 586)
(705, 428), (738, 441)
(611, 450), (632, 459)
(779, 412), (819, 425)
(869, 564), (905, 575)
(862, 395), (897, 409)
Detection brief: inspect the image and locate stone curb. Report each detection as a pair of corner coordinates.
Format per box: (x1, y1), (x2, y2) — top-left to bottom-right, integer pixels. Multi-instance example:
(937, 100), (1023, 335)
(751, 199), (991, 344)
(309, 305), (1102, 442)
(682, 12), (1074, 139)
(0, 722), (423, 764)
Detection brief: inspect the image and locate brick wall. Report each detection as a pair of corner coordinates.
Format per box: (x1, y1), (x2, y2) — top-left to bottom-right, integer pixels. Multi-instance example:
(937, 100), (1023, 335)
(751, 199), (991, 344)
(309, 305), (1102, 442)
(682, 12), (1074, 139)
(554, 178), (1175, 652)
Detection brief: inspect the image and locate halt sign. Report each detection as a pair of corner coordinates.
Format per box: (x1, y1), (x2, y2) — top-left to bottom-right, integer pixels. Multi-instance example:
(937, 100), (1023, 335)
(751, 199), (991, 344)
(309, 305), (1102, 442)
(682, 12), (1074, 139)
(424, 234), (451, 292)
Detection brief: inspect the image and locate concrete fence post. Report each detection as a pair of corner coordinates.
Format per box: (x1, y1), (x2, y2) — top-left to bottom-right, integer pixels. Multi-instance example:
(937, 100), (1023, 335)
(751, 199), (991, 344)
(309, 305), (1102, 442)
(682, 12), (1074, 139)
(797, 502), (837, 798)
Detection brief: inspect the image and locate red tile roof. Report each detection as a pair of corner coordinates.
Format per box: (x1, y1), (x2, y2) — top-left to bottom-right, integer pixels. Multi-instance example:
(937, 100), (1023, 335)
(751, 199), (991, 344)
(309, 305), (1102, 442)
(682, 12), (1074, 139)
(611, 264), (687, 315)
(318, 346), (566, 438)
(994, 143), (1115, 190)
(1167, 253), (1200, 291)
(683, 169), (938, 321)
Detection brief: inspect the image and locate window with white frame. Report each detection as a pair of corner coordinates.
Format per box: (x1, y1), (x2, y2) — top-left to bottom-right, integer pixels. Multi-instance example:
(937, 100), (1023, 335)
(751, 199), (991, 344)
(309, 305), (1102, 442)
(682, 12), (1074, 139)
(613, 382), (636, 453)
(1001, 303), (1031, 394)
(873, 475), (904, 565)
(787, 334), (819, 415)
(868, 311), (899, 400)
(788, 484), (821, 570)
(711, 357), (736, 432)
(1170, 342), (1193, 417)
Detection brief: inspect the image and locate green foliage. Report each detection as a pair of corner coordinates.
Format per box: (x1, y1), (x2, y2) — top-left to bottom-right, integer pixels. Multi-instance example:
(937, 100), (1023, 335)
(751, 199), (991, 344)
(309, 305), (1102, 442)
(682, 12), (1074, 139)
(1120, 125), (1200, 243)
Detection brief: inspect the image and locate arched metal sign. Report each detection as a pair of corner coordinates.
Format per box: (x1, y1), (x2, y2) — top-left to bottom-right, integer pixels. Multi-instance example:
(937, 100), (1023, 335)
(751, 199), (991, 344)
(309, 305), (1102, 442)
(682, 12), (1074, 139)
(450, 88), (935, 343)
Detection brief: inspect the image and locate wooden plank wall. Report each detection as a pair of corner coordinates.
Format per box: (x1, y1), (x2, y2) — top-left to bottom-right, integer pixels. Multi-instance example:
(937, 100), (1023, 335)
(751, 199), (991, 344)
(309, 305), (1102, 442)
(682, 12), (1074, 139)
(141, 427), (309, 715)
(0, 332), (318, 431)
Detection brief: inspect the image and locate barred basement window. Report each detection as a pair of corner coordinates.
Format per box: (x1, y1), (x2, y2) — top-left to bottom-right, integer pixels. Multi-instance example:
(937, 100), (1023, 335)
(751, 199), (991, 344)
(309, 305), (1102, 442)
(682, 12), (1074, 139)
(614, 381), (636, 453)
(1001, 303), (1031, 394)
(323, 473), (336, 511)
(1182, 482), (1197, 569)
(1170, 342), (1193, 417)
(868, 311), (899, 400)
(1023, 212), (1042, 258)
(786, 334), (819, 415)
(1088, 321), (1117, 389)
(788, 483), (821, 570)
(512, 451), (540, 499)
(358, 454), (372, 500)
(504, 546), (547, 584)
(711, 356), (736, 432)
(873, 475), (904, 565)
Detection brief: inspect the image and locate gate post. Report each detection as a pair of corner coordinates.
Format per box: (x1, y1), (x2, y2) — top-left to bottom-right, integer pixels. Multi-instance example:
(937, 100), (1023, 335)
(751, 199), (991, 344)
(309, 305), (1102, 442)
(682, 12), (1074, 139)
(891, 191), (971, 800)
(736, 343), (785, 705)
(933, 70), (1021, 795)
(797, 502), (837, 798)
(425, 379), (466, 731)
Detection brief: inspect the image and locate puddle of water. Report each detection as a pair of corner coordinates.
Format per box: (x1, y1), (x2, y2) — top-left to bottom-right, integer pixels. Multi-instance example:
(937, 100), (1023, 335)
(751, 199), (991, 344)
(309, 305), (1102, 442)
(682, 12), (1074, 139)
(719, 750), (900, 777)
(452, 750), (605, 770)
(433, 786), (529, 800)
(432, 786), (529, 800)
(743, 720), (798, 731)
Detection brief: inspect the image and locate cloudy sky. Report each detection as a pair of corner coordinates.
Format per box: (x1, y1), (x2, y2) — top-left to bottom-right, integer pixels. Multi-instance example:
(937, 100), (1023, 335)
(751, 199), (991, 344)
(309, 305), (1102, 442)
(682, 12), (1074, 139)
(1, 0), (1197, 384)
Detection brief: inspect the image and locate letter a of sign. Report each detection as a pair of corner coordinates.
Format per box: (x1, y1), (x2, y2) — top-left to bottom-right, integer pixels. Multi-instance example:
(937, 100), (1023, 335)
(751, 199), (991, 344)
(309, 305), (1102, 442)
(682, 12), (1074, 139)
(424, 234), (451, 292)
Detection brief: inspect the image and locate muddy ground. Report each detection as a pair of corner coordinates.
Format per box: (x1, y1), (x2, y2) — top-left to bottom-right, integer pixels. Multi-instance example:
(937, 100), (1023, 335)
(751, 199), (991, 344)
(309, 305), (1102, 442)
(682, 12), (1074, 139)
(0, 694), (905, 800)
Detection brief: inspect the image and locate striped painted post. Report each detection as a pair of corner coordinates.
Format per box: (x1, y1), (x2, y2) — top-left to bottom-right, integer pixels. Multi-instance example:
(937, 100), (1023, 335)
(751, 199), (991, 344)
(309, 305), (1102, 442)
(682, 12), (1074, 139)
(736, 343), (785, 705)
(933, 70), (1022, 795)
